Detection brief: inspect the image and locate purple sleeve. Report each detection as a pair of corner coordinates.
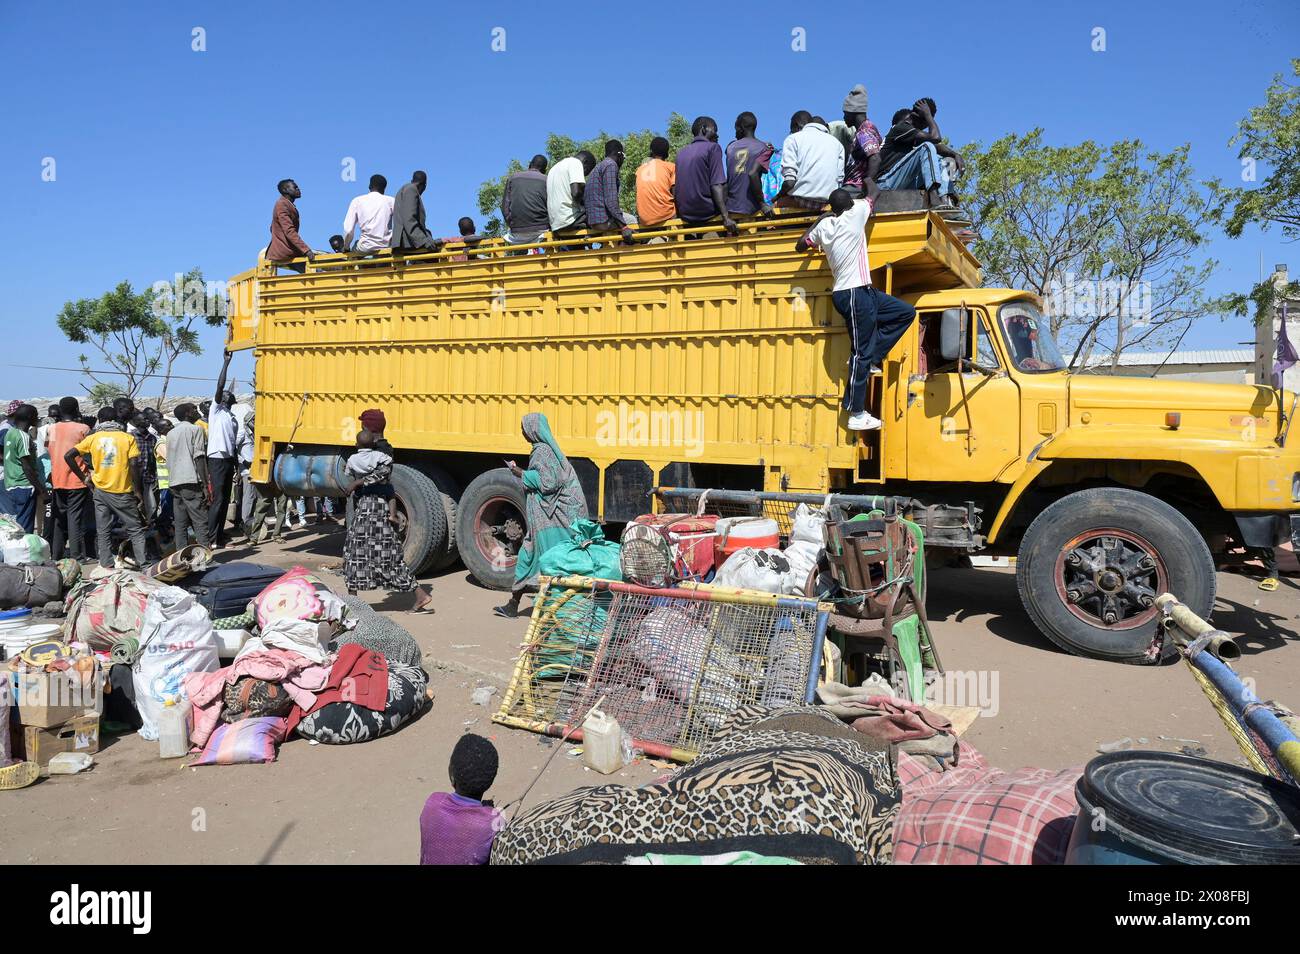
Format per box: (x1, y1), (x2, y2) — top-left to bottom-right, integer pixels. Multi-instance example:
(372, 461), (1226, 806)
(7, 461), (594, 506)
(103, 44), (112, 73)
(709, 143), (726, 186)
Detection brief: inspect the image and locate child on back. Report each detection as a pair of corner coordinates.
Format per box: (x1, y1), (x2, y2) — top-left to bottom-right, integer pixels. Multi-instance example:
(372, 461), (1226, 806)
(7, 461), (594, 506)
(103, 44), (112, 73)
(419, 734), (502, 865)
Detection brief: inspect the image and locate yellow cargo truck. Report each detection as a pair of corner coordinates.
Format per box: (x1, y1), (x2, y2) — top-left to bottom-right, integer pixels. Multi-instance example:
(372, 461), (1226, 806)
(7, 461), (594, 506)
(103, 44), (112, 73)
(226, 210), (1300, 663)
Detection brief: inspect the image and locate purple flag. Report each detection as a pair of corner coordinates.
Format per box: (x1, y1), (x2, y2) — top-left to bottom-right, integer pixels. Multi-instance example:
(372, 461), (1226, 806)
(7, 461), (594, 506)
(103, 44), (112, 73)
(1276, 302), (1298, 389)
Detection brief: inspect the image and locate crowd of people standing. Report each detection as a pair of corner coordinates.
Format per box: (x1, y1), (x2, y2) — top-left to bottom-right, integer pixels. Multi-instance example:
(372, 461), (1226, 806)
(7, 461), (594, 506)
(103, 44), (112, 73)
(0, 354), (338, 570)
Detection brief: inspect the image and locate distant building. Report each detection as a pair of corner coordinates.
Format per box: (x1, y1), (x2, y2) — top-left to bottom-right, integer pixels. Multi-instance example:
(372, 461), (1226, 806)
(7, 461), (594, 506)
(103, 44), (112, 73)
(1253, 264), (1300, 392)
(1083, 348), (1255, 385)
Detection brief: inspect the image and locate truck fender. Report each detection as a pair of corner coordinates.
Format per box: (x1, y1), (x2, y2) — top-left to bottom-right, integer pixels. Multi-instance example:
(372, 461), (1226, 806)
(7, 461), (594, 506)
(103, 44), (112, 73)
(986, 456), (1052, 543)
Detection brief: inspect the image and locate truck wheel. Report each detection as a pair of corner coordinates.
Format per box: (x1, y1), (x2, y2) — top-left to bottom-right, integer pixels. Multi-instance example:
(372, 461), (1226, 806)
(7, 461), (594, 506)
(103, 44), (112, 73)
(417, 463), (461, 572)
(390, 463), (447, 575)
(1016, 487), (1215, 664)
(457, 468), (527, 590)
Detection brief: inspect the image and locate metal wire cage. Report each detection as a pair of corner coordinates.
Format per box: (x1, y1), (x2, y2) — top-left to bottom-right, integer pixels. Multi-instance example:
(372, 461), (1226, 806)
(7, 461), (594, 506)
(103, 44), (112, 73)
(494, 575), (830, 761)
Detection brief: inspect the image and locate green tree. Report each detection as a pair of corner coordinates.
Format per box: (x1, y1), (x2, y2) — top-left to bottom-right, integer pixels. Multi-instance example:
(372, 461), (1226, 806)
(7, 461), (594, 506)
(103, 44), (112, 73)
(962, 130), (1223, 369)
(1220, 60), (1300, 328)
(55, 267), (227, 407)
(476, 114), (692, 236)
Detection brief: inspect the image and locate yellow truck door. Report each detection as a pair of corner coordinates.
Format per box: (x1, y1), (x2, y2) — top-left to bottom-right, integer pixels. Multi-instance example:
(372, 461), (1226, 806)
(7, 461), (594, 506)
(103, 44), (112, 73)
(906, 308), (1021, 482)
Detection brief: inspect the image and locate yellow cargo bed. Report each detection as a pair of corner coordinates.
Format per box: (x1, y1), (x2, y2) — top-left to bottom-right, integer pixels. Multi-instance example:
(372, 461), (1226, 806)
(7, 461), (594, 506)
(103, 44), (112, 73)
(227, 210), (978, 504)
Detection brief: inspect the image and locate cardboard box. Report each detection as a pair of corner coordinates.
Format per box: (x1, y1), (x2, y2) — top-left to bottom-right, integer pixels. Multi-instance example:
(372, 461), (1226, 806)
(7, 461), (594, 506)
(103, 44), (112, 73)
(16, 669), (98, 728)
(21, 714), (100, 771)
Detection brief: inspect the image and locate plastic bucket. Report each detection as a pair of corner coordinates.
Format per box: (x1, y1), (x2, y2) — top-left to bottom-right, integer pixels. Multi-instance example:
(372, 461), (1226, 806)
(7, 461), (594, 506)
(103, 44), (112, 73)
(1066, 750), (1300, 865)
(0, 608), (32, 632)
(715, 517), (779, 563)
(1, 622), (63, 659)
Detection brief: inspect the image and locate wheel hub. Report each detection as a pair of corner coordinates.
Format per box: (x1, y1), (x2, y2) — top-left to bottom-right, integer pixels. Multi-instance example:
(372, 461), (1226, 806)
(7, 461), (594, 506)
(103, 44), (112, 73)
(1055, 529), (1167, 631)
(474, 496), (526, 569)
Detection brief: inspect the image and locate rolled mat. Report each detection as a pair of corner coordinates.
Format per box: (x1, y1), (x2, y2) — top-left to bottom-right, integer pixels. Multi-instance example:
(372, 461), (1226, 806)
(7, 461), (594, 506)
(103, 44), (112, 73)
(109, 636), (142, 667)
(144, 544), (213, 584)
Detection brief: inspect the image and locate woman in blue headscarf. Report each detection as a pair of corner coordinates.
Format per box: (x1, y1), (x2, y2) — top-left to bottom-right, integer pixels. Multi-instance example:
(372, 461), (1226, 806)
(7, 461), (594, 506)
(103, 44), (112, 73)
(494, 412), (588, 618)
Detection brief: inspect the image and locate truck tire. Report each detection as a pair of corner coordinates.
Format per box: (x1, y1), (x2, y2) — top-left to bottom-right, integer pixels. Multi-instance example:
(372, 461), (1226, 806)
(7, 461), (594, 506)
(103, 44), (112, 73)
(390, 463), (447, 576)
(417, 463), (462, 573)
(457, 468), (527, 591)
(1016, 487), (1215, 664)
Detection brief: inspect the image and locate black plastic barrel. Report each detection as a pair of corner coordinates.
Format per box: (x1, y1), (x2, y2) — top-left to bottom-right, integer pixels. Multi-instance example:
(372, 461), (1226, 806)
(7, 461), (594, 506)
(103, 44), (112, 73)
(1067, 751), (1300, 864)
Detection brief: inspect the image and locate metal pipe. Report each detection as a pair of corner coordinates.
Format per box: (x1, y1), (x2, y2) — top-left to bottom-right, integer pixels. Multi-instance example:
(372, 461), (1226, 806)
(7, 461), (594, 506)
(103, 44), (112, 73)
(1192, 650), (1300, 782)
(1155, 592), (1241, 661)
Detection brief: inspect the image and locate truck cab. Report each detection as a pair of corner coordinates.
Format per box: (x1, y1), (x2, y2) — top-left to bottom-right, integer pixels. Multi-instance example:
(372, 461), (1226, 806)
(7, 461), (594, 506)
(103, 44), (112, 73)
(878, 287), (1300, 661)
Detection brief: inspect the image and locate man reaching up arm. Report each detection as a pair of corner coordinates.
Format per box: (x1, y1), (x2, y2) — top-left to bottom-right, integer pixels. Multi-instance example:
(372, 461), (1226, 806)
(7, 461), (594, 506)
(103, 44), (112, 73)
(795, 184), (916, 432)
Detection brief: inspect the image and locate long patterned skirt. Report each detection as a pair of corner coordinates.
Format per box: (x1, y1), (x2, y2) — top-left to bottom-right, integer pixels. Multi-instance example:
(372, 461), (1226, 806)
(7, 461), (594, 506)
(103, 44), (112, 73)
(343, 495), (418, 593)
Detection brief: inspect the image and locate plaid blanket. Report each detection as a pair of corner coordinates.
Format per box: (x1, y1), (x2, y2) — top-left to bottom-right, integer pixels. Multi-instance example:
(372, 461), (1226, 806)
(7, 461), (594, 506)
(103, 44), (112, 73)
(893, 740), (1081, 865)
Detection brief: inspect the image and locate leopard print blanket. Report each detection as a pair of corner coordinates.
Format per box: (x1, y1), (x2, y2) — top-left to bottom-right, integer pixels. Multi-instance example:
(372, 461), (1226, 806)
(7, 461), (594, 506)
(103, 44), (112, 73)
(490, 705), (899, 865)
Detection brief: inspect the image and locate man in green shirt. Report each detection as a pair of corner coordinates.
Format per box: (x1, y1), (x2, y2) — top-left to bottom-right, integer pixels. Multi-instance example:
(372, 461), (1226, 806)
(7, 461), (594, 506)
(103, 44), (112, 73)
(2, 404), (45, 533)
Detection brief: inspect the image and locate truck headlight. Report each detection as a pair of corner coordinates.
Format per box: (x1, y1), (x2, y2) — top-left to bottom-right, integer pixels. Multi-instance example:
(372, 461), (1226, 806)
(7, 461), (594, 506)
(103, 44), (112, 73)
(1294, 472), (1300, 503)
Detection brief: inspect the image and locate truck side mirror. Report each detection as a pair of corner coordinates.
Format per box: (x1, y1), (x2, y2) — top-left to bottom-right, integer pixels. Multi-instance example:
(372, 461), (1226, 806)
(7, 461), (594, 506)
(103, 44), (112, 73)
(939, 308), (968, 363)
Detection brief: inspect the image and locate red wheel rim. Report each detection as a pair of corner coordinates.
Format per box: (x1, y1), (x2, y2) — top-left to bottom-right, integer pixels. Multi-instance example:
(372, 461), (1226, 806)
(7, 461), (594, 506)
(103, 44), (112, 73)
(1053, 527), (1168, 631)
(473, 495), (525, 572)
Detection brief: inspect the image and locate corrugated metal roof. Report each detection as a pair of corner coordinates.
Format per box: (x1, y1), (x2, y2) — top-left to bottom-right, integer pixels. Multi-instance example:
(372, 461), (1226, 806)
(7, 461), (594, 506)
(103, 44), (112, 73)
(1085, 348), (1253, 367)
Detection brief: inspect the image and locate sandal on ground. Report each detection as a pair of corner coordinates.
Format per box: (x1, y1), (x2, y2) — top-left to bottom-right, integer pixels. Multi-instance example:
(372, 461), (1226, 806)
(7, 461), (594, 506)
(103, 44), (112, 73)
(492, 604), (517, 619)
(1259, 577), (1280, 592)
(0, 761), (39, 791)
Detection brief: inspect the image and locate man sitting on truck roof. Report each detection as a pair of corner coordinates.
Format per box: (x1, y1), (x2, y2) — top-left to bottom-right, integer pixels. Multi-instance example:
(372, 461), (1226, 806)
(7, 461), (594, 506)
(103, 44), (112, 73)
(585, 140), (635, 245)
(876, 99), (964, 209)
(267, 179), (315, 273)
(635, 136), (676, 230)
(724, 112), (774, 219)
(775, 112), (844, 210)
(444, 217), (488, 262)
(547, 150), (597, 243)
(502, 155), (551, 246)
(839, 86), (883, 199)
(390, 171), (444, 254)
(674, 116), (739, 237)
(342, 174), (395, 253)
(795, 185), (916, 432)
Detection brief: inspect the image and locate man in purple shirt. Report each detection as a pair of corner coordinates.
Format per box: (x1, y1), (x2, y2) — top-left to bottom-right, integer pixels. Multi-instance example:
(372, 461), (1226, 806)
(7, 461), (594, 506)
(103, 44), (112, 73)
(419, 734), (502, 865)
(841, 85), (883, 198)
(673, 116), (739, 235)
(724, 111), (774, 217)
(585, 139), (635, 244)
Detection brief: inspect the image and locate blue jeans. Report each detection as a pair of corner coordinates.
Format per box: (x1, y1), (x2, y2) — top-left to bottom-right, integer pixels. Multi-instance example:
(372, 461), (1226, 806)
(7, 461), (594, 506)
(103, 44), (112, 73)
(878, 142), (953, 196)
(5, 486), (36, 533)
(830, 286), (917, 413)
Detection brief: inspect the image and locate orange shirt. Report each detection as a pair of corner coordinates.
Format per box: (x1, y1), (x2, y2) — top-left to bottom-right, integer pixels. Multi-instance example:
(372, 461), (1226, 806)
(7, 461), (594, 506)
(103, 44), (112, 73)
(636, 158), (676, 227)
(47, 421), (90, 491)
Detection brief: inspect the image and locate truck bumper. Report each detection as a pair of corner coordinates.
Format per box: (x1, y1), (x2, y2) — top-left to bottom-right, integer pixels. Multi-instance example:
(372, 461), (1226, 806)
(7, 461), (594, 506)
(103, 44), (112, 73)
(1292, 514), (1300, 550)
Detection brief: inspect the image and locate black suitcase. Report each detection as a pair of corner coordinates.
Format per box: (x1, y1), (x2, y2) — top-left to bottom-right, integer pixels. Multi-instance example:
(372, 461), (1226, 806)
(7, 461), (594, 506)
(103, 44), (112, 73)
(185, 562), (285, 620)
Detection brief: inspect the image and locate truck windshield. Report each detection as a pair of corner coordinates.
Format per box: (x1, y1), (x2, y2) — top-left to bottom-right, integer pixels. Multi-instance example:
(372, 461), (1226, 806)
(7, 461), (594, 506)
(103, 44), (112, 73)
(998, 301), (1066, 373)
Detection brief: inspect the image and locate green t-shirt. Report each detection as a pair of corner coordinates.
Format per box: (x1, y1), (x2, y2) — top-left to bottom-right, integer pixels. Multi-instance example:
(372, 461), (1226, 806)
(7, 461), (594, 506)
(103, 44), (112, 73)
(3, 427), (34, 490)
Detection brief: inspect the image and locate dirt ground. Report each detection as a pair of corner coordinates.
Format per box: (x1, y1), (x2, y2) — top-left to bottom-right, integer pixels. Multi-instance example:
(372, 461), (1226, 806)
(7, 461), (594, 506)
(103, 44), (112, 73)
(2, 524), (1296, 864)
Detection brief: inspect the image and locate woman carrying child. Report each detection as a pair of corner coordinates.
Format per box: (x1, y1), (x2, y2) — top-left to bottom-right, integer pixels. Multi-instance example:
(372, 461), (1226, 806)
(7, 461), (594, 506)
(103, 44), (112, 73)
(341, 408), (433, 613)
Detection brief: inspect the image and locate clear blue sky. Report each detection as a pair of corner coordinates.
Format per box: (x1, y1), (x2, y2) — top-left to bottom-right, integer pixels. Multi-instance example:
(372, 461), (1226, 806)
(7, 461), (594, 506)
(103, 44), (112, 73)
(2, 0), (1296, 399)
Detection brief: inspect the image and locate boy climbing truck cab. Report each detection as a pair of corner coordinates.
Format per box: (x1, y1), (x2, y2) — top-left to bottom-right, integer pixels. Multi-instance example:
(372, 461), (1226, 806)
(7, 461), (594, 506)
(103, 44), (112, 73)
(225, 209), (1300, 665)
